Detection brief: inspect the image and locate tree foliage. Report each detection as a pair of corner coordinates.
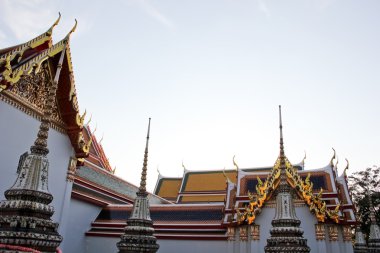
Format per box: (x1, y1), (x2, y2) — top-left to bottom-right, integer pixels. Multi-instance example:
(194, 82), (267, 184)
(348, 165), (380, 240)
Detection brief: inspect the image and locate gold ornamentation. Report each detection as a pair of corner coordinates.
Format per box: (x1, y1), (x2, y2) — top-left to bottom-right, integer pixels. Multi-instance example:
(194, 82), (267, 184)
(77, 132), (92, 154)
(238, 153), (341, 224)
(227, 227), (235, 241)
(8, 63), (61, 123)
(343, 225), (352, 242)
(328, 225), (339, 241)
(76, 110), (86, 127)
(315, 224), (326, 240)
(66, 157), (78, 182)
(0, 13), (60, 68)
(239, 226), (248, 241)
(250, 224), (260, 240)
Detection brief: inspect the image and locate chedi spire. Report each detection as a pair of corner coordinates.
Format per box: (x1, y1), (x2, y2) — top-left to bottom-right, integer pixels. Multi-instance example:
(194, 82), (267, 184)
(0, 24), (71, 251)
(117, 118), (159, 253)
(264, 106), (310, 253)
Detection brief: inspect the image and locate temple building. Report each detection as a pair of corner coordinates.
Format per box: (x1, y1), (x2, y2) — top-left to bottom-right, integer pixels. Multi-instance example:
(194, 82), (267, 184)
(0, 16), (379, 253)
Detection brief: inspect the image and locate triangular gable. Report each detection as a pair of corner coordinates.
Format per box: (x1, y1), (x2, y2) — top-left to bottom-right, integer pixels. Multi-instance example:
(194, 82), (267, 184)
(0, 17), (90, 162)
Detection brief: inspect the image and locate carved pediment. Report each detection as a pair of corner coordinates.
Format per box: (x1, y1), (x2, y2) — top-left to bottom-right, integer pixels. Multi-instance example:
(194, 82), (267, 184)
(1, 62), (65, 131)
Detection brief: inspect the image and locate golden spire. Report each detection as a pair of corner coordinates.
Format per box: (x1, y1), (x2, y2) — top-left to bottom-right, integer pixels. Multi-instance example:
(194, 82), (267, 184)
(138, 118), (151, 194)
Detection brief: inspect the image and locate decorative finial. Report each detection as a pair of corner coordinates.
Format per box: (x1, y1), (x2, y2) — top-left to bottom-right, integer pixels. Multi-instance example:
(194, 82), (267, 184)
(233, 155), (239, 171)
(99, 133), (104, 145)
(69, 19), (78, 35)
(157, 165), (160, 176)
(85, 113), (92, 125)
(344, 158), (349, 176)
(64, 19), (78, 41)
(279, 105), (285, 158)
(112, 166), (116, 175)
(223, 167), (232, 183)
(330, 148), (336, 167)
(301, 151), (306, 167)
(92, 124), (97, 135)
(182, 160), (187, 172)
(138, 118), (151, 193)
(46, 12), (61, 35)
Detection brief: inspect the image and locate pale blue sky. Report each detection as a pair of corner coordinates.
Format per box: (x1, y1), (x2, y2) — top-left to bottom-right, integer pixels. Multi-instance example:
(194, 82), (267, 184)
(1, 0), (379, 192)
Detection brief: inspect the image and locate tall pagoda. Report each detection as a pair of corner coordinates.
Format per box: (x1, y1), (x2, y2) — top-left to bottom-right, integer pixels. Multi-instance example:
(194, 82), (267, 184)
(0, 15), (81, 253)
(264, 106), (310, 253)
(116, 118), (159, 253)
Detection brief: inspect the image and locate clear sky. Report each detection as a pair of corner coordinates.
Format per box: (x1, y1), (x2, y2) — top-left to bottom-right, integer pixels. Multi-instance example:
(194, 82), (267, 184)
(1, 0), (379, 192)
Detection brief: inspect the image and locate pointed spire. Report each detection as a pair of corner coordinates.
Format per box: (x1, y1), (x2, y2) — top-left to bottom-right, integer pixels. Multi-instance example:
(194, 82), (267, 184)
(0, 44), (66, 252)
(279, 105), (285, 159)
(117, 118), (159, 253)
(138, 118), (151, 193)
(265, 106), (310, 253)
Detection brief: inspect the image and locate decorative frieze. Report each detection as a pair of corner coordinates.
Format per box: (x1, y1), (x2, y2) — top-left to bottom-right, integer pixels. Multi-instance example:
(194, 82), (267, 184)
(315, 224), (326, 240)
(343, 226), (352, 242)
(250, 224), (260, 240)
(227, 227), (235, 241)
(328, 225), (339, 241)
(239, 226), (248, 241)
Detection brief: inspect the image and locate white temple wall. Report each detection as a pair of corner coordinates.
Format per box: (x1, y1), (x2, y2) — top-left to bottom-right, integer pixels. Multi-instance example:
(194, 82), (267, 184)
(0, 99), (74, 232)
(157, 240), (227, 253)
(86, 236), (119, 253)
(61, 198), (102, 253)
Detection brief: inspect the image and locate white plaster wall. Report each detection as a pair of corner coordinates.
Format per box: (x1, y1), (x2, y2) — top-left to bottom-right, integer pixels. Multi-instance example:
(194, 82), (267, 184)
(254, 206), (275, 253)
(158, 240), (228, 253)
(86, 236), (119, 253)
(0, 100), (74, 232)
(61, 198), (102, 253)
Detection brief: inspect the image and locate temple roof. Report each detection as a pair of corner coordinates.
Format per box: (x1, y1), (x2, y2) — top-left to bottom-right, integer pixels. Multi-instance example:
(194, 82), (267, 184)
(82, 125), (113, 172)
(0, 15), (90, 161)
(154, 176), (182, 202)
(87, 204), (227, 240)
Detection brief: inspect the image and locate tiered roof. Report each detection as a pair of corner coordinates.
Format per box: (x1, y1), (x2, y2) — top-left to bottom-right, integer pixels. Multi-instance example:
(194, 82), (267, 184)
(87, 204), (227, 240)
